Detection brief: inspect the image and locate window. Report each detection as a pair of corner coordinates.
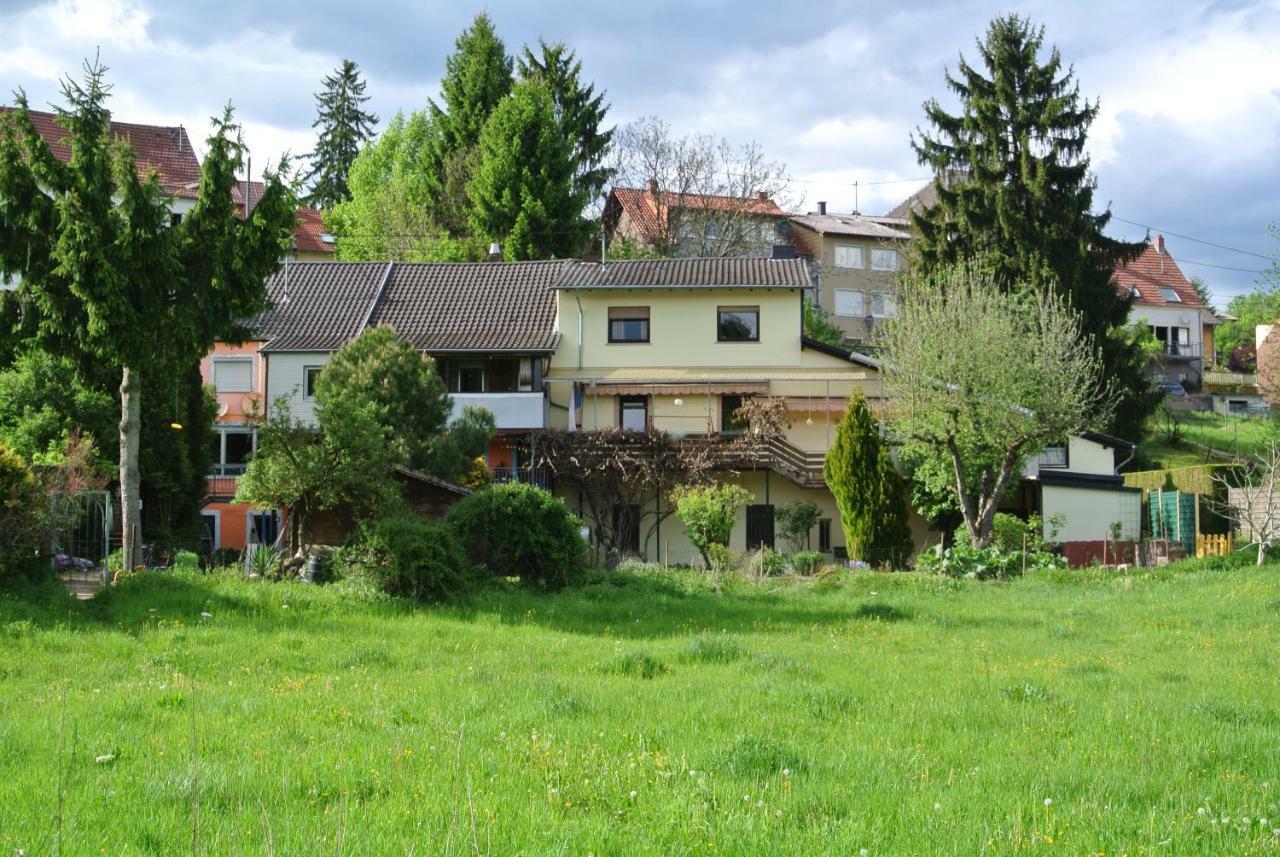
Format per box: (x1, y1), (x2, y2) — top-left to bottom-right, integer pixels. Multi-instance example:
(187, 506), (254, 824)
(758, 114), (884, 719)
(834, 289), (865, 317)
(518, 358), (534, 391)
(303, 366), (322, 400)
(704, 221), (719, 239)
(249, 511), (280, 546)
(818, 519), (832, 553)
(1127, 285), (1142, 299)
(211, 428), (256, 475)
(773, 220), (791, 241)
(1159, 287), (1182, 303)
(746, 504), (775, 550)
(871, 248), (899, 271)
(1037, 445), (1068, 468)
(608, 306), (650, 343)
(459, 366), (485, 393)
(717, 306), (760, 342)
(834, 245), (863, 269)
(211, 358), (252, 393)
(619, 396), (648, 432)
(613, 504), (641, 554)
(870, 292), (897, 318)
(720, 395), (748, 435)
(170, 212), (183, 227)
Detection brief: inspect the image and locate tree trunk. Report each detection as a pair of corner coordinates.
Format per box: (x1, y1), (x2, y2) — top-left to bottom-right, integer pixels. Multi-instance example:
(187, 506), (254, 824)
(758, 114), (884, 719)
(1258, 541), (1266, 566)
(119, 366), (142, 571)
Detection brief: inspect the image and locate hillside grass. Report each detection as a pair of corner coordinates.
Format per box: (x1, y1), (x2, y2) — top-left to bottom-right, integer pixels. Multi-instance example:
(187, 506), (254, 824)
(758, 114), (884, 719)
(2, 562), (1279, 854)
(1141, 411), (1276, 470)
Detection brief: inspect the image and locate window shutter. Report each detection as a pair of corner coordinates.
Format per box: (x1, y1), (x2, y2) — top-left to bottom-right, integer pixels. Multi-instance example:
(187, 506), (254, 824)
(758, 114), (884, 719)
(213, 359), (252, 393)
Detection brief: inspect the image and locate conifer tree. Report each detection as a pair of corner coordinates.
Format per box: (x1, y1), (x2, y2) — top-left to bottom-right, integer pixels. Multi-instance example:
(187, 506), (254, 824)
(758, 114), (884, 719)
(823, 391), (913, 567)
(424, 13), (514, 236)
(303, 59), (377, 209)
(0, 61), (296, 570)
(467, 81), (590, 259)
(517, 40), (613, 204)
(910, 14), (1156, 441)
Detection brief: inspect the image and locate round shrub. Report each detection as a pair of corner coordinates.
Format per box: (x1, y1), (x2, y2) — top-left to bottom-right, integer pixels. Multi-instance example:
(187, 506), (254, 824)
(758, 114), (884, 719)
(446, 483), (587, 589)
(346, 513), (475, 601)
(0, 444), (47, 578)
(787, 550), (825, 575)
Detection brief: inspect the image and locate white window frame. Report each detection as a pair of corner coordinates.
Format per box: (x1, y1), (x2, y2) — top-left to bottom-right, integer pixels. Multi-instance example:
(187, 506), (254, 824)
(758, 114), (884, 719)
(870, 292), (897, 319)
(870, 248), (899, 271)
(1159, 287), (1182, 303)
(213, 427), (258, 475)
(834, 289), (865, 318)
(834, 245), (863, 269)
(211, 357), (254, 393)
(302, 365), (323, 401)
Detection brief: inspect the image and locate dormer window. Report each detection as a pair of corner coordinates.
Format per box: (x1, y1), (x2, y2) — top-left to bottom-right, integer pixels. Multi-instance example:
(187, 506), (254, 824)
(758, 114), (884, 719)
(1127, 285), (1141, 299)
(1159, 287), (1182, 303)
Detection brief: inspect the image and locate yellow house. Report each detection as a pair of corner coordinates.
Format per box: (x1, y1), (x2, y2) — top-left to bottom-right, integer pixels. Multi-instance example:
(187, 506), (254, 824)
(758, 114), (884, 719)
(544, 257), (930, 565)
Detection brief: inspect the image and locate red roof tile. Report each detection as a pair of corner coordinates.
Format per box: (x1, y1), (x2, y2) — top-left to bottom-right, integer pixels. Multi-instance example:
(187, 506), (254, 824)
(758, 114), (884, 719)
(292, 208), (333, 255)
(1114, 239), (1203, 308)
(608, 185), (785, 245)
(1, 107), (203, 198)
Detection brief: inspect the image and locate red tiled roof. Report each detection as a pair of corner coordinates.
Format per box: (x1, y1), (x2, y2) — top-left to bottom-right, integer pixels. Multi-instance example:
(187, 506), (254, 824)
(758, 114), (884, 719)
(1114, 240), (1203, 308)
(292, 208), (333, 255)
(1, 107), (203, 198)
(609, 185), (785, 244)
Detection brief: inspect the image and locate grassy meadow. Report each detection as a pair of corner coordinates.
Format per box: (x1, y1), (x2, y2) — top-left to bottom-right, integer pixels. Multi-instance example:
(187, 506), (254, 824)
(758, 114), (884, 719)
(2, 562), (1279, 855)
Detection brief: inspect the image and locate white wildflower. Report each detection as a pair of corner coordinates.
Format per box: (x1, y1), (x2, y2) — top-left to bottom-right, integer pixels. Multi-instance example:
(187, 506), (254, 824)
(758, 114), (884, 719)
(94, 753), (115, 764)
(782, 768), (791, 778)
(199, 612), (212, 620)
(1044, 798), (1053, 807)
(1261, 818), (1269, 827)
(1197, 807), (1206, 817)
(629, 790), (637, 799)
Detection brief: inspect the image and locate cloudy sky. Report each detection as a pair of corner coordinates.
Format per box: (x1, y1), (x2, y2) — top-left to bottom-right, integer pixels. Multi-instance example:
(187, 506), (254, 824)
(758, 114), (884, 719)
(1, 0), (1277, 304)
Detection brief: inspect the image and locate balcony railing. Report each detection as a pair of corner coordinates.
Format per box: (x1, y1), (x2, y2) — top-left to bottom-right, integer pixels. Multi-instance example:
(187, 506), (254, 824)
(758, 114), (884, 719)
(490, 467), (552, 490)
(1161, 341), (1201, 359)
(205, 475), (239, 499)
(450, 392), (545, 430)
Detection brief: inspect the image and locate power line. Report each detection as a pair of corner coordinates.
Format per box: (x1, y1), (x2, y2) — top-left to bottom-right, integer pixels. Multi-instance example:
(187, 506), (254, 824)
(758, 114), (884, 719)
(1169, 257), (1267, 275)
(1111, 216), (1278, 263)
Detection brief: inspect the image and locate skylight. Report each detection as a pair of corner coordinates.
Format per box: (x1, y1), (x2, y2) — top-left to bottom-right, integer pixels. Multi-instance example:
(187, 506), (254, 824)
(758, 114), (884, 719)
(1159, 287), (1182, 303)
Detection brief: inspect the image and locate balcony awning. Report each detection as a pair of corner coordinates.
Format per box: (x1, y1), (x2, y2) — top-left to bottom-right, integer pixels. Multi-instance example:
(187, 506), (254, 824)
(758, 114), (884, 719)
(588, 382), (769, 396)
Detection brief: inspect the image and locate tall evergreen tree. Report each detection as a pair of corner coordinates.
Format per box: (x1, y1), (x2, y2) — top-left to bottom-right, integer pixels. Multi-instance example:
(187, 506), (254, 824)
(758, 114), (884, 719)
(0, 60), (296, 570)
(823, 391), (913, 567)
(424, 13), (514, 236)
(909, 14), (1156, 441)
(467, 81), (590, 259)
(517, 40), (613, 204)
(303, 59), (377, 209)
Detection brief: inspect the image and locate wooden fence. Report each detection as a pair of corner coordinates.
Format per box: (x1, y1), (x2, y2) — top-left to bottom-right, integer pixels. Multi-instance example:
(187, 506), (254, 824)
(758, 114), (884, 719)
(1196, 533), (1232, 558)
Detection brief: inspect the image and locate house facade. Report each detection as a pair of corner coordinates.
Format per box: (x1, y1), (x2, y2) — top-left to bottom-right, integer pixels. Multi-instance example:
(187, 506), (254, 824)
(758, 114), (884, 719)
(787, 204), (912, 345)
(543, 257), (932, 564)
(604, 182), (790, 258)
(1114, 235), (1219, 387)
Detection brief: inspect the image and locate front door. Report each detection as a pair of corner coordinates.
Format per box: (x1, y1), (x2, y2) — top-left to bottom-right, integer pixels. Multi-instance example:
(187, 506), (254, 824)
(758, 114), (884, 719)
(746, 504), (775, 550)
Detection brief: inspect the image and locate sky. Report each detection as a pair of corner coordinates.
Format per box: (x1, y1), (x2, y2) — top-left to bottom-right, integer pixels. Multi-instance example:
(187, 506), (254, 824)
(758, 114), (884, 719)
(0, 0), (1277, 305)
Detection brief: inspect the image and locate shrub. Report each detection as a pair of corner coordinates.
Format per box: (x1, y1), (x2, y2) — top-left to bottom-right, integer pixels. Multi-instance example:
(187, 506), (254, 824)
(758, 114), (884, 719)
(917, 542), (1064, 580)
(0, 445), (47, 579)
(954, 513), (1046, 553)
(705, 543), (739, 574)
(345, 513), (475, 601)
(672, 483), (753, 568)
(788, 550), (825, 575)
(746, 547), (787, 577)
(776, 501), (821, 552)
(446, 482), (587, 589)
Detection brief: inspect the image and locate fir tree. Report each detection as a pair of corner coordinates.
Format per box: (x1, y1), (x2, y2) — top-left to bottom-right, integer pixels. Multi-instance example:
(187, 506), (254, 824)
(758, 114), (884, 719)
(823, 391), (913, 567)
(910, 14), (1156, 441)
(424, 13), (514, 236)
(303, 59), (377, 209)
(517, 40), (613, 204)
(467, 81), (590, 259)
(0, 60), (296, 570)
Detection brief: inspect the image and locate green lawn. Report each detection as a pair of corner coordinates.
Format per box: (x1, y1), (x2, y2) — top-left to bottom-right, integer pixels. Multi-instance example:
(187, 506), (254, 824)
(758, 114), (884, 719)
(3, 564), (1279, 855)
(1139, 411), (1275, 470)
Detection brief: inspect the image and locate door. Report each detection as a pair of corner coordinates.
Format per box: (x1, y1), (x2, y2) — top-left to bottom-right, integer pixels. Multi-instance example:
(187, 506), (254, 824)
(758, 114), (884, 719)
(746, 504), (775, 550)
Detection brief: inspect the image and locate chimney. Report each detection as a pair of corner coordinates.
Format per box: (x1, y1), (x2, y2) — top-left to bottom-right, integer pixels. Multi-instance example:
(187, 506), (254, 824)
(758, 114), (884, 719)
(488, 241), (503, 262)
(646, 177), (659, 196)
(817, 201), (827, 216)
(755, 191), (768, 201)
(1155, 234), (1166, 256)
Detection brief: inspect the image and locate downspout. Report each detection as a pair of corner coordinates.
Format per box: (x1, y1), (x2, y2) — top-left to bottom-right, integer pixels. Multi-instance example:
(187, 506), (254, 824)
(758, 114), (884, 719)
(1116, 442), (1136, 475)
(574, 288), (584, 371)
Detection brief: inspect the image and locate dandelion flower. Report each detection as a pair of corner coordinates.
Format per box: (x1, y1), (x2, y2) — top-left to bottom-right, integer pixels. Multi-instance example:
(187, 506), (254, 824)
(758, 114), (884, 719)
(1197, 808), (1206, 817)
(1044, 798), (1053, 807)
(630, 790), (637, 799)
(782, 769), (791, 778)
(1243, 817), (1251, 825)
(934, 802), (942, 811)
(1261, 818), (1269, 827)
(94, 754), (115, 764)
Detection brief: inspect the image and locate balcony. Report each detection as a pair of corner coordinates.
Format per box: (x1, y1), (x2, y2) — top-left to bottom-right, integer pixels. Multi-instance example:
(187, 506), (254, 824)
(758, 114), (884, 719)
(491, 466), (552, 490)
(204, 474), (239, 501)
(450, 392), (545, 430)
(1159, 341), (1201, 360)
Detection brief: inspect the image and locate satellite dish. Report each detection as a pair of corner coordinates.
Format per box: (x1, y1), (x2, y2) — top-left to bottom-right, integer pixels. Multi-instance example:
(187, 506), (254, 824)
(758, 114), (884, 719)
(216, 401), (229, 418)
(1179, 313), (1192, 325)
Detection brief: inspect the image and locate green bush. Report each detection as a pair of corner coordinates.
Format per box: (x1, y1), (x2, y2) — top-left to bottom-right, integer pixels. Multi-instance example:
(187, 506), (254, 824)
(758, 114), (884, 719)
(344, 513), (475, 601)
(705, 543), (739, 574)
(953, 513), (1046, 553)
(672, 483), (753, 568)
(0, 445), (47, 579)
(917, 543), (1064, 580)
(747, 547), (787, 576)
(446, 483), (587, 590)
(787, 550), (825, 575)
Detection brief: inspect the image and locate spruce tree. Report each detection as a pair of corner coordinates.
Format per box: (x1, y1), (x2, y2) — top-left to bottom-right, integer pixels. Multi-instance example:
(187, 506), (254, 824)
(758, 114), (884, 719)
(0, 60), (296, 570)
(823, 391), (913, 567)
(424, 13), (514, 236)
(467, 81), (590, 259)
(517, 40), (613, 204)
(910, 14), (1157, 441)
(303, 59), (377, 209)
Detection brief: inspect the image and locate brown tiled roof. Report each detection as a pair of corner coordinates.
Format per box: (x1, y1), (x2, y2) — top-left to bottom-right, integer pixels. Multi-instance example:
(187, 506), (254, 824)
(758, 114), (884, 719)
(256, 262), (392, 351)
(256, 260), (563, 353)
(788, 213), (911, 240)
(1, 107), (203, 198)
(609, 185), (786, 244)
(556, 257), (810, 289)
(369, 261), (563, 352)
(292, 208), (334, 255)
(1114, 240), (1204, 308)
(884, 180), (937, 219)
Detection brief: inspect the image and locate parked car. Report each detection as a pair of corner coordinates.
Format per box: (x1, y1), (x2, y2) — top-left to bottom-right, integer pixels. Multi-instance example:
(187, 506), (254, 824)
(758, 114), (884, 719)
(1157, 381), (1188, 398)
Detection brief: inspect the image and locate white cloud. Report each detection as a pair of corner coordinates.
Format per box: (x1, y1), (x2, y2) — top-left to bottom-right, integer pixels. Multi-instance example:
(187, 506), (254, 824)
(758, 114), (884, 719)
(46, 0), (152, 50)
